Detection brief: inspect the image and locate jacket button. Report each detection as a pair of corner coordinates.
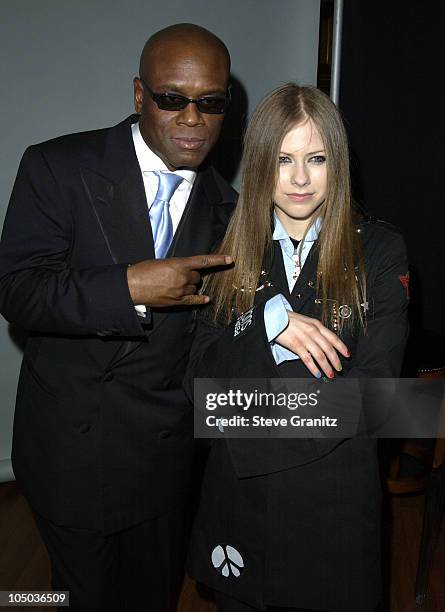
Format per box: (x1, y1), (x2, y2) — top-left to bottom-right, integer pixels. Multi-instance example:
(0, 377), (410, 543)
(79, 424), (91, 434)
(103, 372), (114, 382)
(159, 430), (171, 439)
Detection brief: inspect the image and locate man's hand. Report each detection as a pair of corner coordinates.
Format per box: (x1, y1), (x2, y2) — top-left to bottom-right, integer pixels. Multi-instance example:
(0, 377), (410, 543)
(275, 311), (350, 378)
(127, 254), (232, 307)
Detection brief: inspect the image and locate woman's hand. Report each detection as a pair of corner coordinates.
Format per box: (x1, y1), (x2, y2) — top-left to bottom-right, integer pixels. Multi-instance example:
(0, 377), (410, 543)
(275, 312), (350, 378)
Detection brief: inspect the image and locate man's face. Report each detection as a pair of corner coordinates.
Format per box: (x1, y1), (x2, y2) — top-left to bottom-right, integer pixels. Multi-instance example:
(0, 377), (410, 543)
(134, 43), (229, 170)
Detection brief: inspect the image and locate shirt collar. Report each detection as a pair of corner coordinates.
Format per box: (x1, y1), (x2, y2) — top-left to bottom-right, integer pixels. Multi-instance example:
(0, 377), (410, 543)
(272, 213), (321, 243)
(131, 122), (196, 184)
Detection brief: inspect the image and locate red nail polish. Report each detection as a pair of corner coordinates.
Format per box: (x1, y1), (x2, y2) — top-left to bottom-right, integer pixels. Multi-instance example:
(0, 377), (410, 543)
(329, 371), (335, 379)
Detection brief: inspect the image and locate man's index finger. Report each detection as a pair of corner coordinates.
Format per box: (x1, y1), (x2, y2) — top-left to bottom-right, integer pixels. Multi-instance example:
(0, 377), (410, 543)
(184, 254), (233, 270)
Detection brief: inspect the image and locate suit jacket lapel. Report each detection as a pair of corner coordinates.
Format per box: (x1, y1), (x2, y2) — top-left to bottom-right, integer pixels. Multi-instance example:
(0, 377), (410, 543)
(268, 241), (292, 300)
(81, 115), (154, 265)
(290, 241), (319, 312)
(80, 116), (154, 368)
(168, 167), (234, 258)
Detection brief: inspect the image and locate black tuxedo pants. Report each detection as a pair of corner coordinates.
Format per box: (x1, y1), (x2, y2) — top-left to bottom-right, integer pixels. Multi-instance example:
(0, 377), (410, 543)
(33, 505), (186, 612)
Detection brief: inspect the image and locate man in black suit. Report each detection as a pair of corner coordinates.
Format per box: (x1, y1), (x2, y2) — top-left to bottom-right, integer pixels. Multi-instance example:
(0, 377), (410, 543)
(0, 23), (236, 611)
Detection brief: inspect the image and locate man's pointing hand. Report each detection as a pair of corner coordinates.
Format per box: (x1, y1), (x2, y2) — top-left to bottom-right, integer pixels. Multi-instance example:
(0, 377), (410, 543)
(127, 254), (233, 307)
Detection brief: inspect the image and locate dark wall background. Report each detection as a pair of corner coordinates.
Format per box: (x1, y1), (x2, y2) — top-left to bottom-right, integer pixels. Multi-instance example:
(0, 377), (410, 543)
(339, 0), (445, 361)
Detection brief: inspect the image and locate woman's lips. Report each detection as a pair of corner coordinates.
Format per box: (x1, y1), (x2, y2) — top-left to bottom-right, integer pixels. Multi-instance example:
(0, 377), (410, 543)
(286, 193), (314, 202)
(172, 137), (206, 150)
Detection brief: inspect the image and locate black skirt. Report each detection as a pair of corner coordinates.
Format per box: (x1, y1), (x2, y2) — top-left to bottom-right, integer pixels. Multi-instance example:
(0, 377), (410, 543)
(188, 438), (381, 612)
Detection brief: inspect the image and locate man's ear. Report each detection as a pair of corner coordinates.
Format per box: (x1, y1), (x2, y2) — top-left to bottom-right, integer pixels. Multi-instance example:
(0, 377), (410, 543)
(133, 77), (144, 113)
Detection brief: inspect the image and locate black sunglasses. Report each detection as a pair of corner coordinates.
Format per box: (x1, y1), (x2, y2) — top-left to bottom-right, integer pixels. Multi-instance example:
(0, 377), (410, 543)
(139, 77), (230, 114)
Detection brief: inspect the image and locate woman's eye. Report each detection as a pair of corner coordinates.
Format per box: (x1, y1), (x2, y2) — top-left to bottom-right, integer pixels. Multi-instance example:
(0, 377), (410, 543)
(309, 155), (326, 164)
(279, 155), (291, 165)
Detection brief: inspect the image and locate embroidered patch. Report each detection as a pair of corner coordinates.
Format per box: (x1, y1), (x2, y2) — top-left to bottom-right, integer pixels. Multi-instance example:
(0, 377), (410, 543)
(233, 308), (255, 337)
(211, 544), (244, 578)
(398, 272), (410, 300)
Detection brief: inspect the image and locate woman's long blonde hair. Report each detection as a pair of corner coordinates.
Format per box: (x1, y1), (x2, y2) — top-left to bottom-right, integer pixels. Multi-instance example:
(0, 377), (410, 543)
(204, 83), (365, 329)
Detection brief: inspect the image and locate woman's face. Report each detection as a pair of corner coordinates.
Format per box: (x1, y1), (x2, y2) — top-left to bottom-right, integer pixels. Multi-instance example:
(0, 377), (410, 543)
(273, 119), (327, 240)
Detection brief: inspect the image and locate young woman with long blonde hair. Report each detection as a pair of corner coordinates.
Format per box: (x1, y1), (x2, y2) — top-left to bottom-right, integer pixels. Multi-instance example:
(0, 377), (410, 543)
(186, 83), (409, 612)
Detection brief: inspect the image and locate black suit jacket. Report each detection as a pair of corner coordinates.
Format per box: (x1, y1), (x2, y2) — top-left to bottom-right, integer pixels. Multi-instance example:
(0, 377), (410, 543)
(0, 115), (237, 534)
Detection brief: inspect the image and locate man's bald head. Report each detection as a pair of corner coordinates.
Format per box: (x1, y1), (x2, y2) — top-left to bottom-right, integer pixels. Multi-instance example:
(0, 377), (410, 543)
(133, 23), (231, 170)
(139, 23), (230, 80)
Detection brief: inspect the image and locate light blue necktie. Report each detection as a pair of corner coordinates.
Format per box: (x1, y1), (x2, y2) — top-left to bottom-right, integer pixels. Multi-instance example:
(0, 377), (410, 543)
(149, 171), (183, 259)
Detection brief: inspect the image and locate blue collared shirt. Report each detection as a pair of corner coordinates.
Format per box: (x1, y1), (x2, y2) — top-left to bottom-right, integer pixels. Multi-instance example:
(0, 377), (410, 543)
(264, 215), (321, 364)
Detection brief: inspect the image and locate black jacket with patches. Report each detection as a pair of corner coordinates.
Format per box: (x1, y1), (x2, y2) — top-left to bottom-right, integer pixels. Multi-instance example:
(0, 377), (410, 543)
(185, 219), (409, 611)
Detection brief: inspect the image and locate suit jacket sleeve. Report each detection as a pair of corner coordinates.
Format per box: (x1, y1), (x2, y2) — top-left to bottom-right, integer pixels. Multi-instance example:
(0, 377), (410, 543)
(185, 297), (279, 398)
(0, 146), (144, 337)
(345, 225), (410, 436)
(347, 226), (409, 378)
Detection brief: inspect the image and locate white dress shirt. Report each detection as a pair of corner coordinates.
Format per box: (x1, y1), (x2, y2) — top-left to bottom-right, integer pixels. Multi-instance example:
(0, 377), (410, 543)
(131, 122), (196, 232)
(131, 122), (197, 316)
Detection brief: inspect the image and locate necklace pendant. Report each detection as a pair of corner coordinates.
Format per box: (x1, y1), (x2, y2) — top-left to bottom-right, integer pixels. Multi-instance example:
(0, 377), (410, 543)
(292, 255), (301, 281)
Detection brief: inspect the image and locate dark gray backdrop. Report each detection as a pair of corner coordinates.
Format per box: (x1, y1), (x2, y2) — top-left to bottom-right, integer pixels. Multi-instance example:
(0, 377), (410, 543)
(0, 0), (321, 481)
